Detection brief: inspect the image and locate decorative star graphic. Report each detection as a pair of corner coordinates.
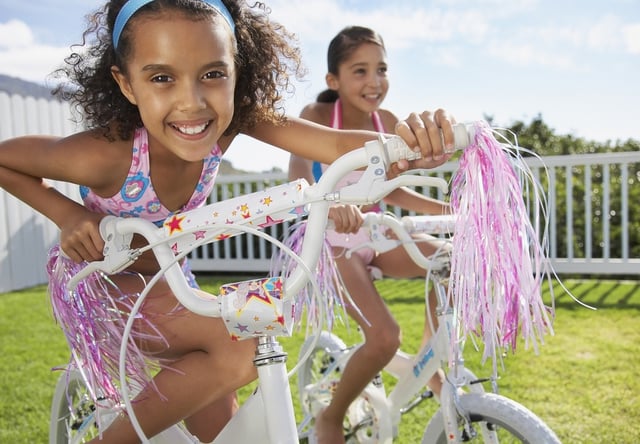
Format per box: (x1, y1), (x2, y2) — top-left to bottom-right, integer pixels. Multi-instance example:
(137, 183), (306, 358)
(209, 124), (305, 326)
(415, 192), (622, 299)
(165, 214), (186, 235)
(235, 323), (249, 333)
(194, 230), (207, 240)
(262, 196), (273, 206)
(258, 215), (284, 228)
(247, 289), (272, 307)
(290, 206), (307, 216)
(171, 242), (179, 254)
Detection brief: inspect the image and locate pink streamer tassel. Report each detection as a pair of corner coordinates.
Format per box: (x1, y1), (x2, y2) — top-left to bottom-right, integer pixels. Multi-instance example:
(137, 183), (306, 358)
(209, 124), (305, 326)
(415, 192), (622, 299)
(448, 121), (554, 370)
(47, 246), (169, 416)
(271, 220), (348, 334)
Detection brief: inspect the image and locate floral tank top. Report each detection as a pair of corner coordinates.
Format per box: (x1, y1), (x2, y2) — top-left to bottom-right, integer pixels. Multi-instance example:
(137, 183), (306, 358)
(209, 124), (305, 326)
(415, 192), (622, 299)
(80, 127), (221, 227)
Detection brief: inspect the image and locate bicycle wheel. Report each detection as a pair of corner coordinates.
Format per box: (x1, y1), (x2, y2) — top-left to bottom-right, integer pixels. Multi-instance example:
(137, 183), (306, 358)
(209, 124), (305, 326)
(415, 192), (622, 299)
(422, 392), (560, 443)
(49, 369), (103, 444)
(297, 331), (347, 415)
(297, 331), (392, 444)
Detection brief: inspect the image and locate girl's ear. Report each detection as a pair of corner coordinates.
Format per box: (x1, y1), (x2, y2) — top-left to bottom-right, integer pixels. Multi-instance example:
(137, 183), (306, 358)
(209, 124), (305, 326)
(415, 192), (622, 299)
(111, 66), (137, 105)
(325, 72), (339, 91)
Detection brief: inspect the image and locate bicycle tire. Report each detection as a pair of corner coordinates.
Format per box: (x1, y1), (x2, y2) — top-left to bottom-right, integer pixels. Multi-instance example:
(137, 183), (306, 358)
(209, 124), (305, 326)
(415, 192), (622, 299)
(297, 331), (393, 444)
(49, 369), (103, 444)
(297, 330), (347, 419)
(421, 392), (560, 444)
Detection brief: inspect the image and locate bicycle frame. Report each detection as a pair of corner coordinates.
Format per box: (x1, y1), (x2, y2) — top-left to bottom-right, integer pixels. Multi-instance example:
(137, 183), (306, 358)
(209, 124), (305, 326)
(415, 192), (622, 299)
(361, 213), (498, 441)
(57, 128), (473, 444)
(299, 208), (562, 443)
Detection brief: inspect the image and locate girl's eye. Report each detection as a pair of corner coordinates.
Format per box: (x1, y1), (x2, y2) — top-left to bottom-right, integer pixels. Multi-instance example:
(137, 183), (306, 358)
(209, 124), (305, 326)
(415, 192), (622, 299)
(203, 70), (226, 80)
(150, 74), (172, 83)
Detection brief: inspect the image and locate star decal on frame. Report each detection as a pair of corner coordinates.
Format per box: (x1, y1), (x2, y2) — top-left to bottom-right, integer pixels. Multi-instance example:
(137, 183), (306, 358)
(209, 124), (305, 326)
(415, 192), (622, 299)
(258, 215), (284, 228)
(165, 214), (186, 235)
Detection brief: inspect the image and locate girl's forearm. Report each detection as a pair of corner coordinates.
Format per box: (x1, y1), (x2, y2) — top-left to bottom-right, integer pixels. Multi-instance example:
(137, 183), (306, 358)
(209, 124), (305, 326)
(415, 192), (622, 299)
(0, 165), (85, 229)
(385, 187), (451, 215)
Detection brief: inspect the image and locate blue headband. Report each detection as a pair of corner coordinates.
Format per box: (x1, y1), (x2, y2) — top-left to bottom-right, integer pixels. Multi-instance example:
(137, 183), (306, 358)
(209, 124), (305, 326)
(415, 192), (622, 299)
(113, 0), (235, 49)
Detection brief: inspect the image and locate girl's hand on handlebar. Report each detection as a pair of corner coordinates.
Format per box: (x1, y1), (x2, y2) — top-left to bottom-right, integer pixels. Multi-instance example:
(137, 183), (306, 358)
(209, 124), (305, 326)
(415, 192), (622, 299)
(59, 209), (106, 263)
(393, 108), (456, 172)
(328, 205), (364, 234)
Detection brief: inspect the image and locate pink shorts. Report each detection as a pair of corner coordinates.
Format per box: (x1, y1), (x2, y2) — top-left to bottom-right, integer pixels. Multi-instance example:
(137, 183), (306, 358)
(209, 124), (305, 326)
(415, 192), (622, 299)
(325, 224), (387, 265)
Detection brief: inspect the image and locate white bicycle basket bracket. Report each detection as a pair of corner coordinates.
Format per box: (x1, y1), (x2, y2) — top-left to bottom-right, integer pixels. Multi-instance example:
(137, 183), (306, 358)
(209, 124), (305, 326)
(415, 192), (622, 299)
(219, 277), (294, 340)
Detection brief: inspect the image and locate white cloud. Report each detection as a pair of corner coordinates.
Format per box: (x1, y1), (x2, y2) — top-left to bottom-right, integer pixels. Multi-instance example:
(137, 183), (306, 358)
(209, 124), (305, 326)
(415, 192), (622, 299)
(623, 23), (640, 54)
(487, 41), (575, 69)
(0, 20), (70, 84)
(0, 19), (35, 49)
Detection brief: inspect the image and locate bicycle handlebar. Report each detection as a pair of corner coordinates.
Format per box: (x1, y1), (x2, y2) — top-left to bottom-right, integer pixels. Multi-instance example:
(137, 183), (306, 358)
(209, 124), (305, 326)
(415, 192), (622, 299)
(68, 123), (476, 318)
(345, 212), (454, 271)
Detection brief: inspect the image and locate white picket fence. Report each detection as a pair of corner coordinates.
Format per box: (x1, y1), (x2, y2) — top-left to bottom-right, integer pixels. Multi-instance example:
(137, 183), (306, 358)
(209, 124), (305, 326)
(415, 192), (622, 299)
(0, 92), (83, 292)
(1, 93), (639, 293)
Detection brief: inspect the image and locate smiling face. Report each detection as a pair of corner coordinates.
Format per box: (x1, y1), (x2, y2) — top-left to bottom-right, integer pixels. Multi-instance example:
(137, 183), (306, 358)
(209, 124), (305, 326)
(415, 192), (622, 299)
(327, 42), (389, 114)
(111, 11), (236, 162)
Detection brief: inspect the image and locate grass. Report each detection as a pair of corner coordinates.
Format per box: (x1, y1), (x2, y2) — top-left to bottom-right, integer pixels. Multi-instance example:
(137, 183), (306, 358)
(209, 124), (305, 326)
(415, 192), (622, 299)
(1, 277), (639, 443)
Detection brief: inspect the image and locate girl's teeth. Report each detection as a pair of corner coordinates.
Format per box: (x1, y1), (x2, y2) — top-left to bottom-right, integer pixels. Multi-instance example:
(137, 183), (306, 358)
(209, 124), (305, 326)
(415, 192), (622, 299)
(176, 123), (208, 134)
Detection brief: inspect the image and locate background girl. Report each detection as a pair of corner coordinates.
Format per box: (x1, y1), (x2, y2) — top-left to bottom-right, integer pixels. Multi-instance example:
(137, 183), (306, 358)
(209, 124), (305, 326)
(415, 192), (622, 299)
(288, 26), (450, 444)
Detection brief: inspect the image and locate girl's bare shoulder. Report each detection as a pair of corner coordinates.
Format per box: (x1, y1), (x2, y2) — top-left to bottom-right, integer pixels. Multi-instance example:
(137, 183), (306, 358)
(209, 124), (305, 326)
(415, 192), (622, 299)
(299, 102), (333, 126)
(52, 129), (134, 189)
(378, 108), (400, 132)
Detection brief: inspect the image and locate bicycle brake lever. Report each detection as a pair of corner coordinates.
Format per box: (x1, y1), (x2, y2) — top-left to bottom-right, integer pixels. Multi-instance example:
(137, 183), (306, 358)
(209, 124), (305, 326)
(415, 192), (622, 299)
(336, 135), (449, 204)
(67, 216), (139, 290)
(345, 214), (401, 258)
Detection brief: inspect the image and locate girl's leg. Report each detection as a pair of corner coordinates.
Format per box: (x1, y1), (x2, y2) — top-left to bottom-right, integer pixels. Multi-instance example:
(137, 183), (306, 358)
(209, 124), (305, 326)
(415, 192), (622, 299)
(315, 250), (400, 444)
(184, 392), (240, 442)
(89, 278), (257, 444)
(373, 235), (446, 396)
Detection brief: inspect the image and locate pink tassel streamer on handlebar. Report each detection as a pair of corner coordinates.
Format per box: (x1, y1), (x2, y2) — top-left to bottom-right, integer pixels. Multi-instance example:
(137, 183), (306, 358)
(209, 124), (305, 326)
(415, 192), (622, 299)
(448, 121), (554, 370)
(271, 220), (347, 333)
(47, 246), (171, 417)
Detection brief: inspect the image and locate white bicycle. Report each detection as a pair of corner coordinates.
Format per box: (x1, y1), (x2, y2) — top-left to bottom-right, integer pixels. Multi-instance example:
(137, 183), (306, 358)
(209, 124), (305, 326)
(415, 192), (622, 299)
(48, 124), (473, 443)
(296, 212), (561, 443)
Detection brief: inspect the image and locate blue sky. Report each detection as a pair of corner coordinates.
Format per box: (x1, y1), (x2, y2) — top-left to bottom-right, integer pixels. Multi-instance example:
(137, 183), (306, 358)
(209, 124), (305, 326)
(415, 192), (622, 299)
(1, 0), (638, 172)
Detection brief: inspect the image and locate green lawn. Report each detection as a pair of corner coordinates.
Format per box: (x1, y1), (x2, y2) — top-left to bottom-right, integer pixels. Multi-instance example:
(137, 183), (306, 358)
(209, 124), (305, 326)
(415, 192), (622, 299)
(1, 277), (638, 443)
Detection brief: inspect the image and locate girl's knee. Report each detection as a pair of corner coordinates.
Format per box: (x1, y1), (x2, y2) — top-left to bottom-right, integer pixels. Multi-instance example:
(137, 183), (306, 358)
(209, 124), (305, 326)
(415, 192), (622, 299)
(365, 322), (401, 361)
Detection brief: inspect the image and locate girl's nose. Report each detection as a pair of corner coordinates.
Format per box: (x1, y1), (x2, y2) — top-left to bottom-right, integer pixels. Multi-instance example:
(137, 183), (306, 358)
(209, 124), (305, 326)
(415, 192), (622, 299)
(367, 73), (382, 87)
(177, 82), (206, 112)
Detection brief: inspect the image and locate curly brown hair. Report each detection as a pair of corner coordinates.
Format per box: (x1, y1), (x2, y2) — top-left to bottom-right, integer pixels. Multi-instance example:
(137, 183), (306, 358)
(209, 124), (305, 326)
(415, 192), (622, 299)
(52, 0), (305, 141)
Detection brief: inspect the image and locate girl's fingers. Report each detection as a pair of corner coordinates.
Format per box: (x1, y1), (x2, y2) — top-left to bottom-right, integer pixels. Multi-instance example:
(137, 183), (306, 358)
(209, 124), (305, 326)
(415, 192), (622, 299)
(394, 109), (457, 169)
(328, 205), (363, 233)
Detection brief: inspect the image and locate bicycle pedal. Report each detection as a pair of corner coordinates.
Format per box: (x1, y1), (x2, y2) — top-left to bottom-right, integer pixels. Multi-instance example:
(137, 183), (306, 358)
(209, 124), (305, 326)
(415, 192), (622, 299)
(421, 389), (434, 399)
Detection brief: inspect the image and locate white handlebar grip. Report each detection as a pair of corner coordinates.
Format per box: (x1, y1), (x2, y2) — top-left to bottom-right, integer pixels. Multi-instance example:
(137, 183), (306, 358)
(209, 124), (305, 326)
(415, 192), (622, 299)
(448, 122), (475, 152)
(384, 122), (476, 162)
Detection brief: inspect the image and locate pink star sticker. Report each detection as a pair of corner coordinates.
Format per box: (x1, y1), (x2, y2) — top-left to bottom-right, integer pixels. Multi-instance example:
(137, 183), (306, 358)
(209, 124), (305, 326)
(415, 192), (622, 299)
(258, 215), (284, 228)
